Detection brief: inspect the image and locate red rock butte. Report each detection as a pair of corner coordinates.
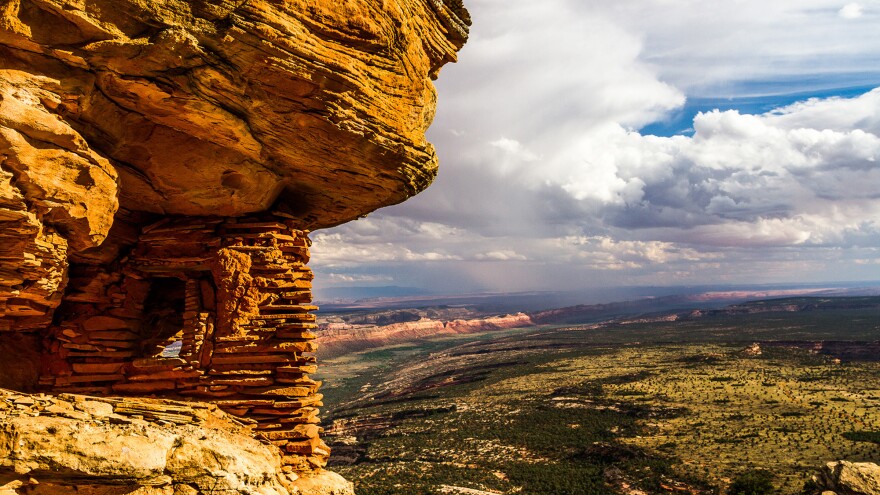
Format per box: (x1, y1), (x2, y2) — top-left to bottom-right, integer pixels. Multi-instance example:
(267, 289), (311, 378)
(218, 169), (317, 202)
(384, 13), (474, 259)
(0, 0), (469, 493)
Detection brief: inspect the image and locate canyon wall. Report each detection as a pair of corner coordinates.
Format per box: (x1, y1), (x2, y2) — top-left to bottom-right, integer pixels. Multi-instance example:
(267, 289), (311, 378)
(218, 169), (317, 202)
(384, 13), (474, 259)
(0, 0), (469, 493)
(317, 313), (535, 358)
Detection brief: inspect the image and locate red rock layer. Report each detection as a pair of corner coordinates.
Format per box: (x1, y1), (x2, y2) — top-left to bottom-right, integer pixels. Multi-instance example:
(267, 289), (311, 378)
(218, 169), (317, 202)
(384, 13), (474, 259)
(317, 313), (535, 358)
(40, 216), (328, 471)
(0, 0), (469, 345)
(0, 0), (471, 484)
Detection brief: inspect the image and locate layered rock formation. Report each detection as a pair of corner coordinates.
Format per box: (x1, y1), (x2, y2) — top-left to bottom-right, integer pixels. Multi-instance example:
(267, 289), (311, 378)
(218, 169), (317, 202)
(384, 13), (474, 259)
(0, 0), (469, 330)
(0, 0), (469, 492)
(0, 387), (352, 494)
(316, 313), (534, 358)
(39, 218), (331, 472)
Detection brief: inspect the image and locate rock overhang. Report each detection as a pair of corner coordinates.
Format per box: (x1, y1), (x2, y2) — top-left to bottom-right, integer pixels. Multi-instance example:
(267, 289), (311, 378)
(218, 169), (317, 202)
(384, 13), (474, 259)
(1, 2), (470, 488)
(0, 2), (469, 487)
(1, 0), (470, 334)
(1, 0), (470, 233)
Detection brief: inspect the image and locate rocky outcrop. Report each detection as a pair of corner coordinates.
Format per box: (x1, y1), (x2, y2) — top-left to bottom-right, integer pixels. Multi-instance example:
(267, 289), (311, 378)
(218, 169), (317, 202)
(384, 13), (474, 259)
(1, 0), (469, 224)
(0, 388), (354, 495)
(446, 314), (534, 333)
(0, 0), (470, 490)
(810, 461), (880, 495)
(1, 0), (469, 329)
(0, 72), (118, 330)
(316, 313), (534, 357)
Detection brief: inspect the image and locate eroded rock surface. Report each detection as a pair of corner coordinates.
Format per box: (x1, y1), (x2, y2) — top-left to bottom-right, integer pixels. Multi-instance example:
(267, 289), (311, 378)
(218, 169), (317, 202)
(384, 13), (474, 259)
(317, 313), (534, 358)
(0, 388), (354, 495)
(1, 0), (468, 223)
(812, 461), (880, 495)
(0, 0), (469, 491)
(1, 0), (469, 328)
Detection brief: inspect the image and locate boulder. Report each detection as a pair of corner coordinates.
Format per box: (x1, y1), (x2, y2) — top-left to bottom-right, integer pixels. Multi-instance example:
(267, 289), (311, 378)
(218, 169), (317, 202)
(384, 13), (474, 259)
(814, 461), (880, 495)
(0, 389), (355, 495)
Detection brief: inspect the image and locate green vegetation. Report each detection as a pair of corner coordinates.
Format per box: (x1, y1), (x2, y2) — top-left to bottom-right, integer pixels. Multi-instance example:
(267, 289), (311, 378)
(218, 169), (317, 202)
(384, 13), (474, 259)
(842, 431), (880, 444)
(728, 469), (775, 495)
(320, 297), (880, 494)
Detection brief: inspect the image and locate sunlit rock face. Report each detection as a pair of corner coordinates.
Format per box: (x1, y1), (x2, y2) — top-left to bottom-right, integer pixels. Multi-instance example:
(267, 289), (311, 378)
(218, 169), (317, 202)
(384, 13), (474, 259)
(0, 388), (355, 494)
(0, 0), (469, 491)
(0, 0), (469, 328)
(2, 0), (468, 223)
(814, 461), (880, 495)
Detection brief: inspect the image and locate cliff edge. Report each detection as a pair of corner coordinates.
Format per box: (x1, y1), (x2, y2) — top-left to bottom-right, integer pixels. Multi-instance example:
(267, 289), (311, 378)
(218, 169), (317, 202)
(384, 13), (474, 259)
(1, 0), (469, 330)
(0, 0), (469, 493)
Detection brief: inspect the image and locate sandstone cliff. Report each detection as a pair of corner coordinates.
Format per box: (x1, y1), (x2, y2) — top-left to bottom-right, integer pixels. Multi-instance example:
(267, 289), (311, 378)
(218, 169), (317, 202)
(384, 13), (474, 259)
(316, 313), (535, 358)
(0, 0), (469, 492)
(1, 0), (469, 331)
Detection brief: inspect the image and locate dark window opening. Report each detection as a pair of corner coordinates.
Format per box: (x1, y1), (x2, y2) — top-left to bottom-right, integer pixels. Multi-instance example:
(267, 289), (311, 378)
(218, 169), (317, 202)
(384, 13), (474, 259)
(141, 277), (186, 358)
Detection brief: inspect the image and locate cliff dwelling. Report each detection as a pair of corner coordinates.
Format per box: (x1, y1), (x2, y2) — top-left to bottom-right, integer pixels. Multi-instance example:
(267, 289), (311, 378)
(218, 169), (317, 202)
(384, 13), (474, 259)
(0, 0), (470, 493)
(38, 217), (327, 471)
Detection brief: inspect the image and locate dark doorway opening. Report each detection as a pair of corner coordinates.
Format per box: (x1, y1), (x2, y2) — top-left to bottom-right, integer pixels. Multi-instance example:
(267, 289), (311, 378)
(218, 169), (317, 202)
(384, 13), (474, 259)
(141, 277), (186, 357)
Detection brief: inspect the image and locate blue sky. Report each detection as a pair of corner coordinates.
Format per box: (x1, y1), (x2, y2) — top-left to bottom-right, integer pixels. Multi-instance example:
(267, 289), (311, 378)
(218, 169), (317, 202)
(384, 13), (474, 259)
(641, 83), (880, 136)
(310, 0), (880, 299)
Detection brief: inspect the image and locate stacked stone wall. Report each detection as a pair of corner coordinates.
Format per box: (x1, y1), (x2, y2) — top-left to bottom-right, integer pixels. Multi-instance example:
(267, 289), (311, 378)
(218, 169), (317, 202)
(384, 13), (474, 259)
(38, 215), (328, 471)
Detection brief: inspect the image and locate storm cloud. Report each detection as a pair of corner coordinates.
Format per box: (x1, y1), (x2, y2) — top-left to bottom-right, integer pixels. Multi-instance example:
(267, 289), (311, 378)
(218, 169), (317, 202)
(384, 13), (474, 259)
(311, 0), (880, 295)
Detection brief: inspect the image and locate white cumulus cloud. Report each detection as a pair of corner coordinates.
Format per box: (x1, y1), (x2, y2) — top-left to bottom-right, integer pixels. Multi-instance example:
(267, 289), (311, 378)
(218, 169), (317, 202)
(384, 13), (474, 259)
(310, 0), (880, 294)
(839, 3), (864, 18)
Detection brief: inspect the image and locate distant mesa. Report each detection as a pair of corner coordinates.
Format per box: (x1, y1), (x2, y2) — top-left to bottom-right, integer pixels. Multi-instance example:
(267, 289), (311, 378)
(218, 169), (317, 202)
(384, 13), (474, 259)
(317, 311), (534, 358)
